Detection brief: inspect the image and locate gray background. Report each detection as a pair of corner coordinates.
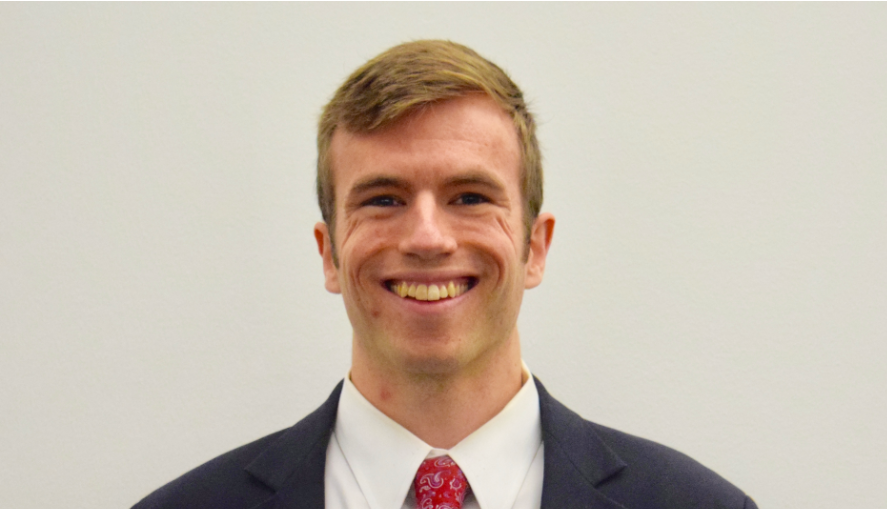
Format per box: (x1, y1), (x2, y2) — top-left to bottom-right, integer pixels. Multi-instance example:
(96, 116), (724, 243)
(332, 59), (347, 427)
(2, 3), (885, 508)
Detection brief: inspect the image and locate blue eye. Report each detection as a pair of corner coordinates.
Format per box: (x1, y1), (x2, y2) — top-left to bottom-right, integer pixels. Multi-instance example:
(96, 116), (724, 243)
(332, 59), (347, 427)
(363, 195), (401, 207)
(454, 193), (489, 205)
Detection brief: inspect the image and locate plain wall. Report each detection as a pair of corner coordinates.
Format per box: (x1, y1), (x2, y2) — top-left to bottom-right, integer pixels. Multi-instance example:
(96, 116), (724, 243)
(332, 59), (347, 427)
(2, 4), (885, 508)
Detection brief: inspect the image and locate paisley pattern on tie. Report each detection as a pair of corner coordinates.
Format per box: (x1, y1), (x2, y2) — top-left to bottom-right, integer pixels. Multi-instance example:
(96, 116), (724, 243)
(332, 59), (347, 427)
(413, 456), (470, 509)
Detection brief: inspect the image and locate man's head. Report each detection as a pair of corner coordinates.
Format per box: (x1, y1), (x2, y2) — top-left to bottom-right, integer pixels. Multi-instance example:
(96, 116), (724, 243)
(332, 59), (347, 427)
(317, 40), (543, 259)
(313, 40), (554, 381)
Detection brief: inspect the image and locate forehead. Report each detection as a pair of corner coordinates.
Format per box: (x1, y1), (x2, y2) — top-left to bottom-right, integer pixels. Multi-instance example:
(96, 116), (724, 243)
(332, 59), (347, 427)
(329, 95), (521, 193)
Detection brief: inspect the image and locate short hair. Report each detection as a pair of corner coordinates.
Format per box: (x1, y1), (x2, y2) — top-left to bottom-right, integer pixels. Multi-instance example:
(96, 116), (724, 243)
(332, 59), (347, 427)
(317, 40), (543, 247)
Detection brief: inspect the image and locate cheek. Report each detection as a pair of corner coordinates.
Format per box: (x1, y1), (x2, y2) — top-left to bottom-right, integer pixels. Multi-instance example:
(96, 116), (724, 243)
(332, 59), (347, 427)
(457, 213), (525, 281)
(494, 214), (520, 249)
(465, 211), (523, 262)
(337, 219), (390, 299)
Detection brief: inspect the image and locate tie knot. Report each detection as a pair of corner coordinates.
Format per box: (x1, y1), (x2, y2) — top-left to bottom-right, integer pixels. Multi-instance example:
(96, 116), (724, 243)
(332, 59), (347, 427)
(413, 456), (470, 509)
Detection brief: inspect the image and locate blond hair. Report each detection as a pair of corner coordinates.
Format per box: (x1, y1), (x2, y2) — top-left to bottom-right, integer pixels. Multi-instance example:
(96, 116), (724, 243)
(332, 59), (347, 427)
(317, 40), (542, 245)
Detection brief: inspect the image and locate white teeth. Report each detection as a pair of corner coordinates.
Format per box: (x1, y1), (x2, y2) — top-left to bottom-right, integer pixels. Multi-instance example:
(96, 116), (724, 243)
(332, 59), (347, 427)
(390, 280), (470, 301)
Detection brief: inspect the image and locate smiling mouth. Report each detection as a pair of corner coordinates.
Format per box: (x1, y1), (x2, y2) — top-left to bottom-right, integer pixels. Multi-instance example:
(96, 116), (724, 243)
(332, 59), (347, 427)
(386, 278), (477, 301)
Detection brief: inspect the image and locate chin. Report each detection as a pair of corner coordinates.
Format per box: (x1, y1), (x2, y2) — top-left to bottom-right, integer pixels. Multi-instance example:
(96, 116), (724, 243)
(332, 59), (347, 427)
(383, 341), (474, 379)
(394, 348), (464, 377)
(394, 340), (501, 380)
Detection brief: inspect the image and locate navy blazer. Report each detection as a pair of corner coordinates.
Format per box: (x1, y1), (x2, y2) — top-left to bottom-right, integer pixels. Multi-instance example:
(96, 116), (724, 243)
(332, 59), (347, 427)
(133, 378), (757, 509)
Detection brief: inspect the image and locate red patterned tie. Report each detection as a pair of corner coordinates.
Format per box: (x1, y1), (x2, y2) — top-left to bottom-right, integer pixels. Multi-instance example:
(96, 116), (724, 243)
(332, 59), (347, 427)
(413, 456), (470, 509)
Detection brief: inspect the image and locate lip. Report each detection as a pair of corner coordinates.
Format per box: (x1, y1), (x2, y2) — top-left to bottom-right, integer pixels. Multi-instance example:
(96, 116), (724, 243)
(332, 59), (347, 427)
(382, 270), (478, 282)
(382, 271), (477, 286)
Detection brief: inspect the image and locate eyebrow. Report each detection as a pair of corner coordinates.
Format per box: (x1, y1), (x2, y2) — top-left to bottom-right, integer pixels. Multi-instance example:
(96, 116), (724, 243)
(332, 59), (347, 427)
(348, 176), (410, 195)
(443, 172), (507, 192)
(347, 170), (507, 197)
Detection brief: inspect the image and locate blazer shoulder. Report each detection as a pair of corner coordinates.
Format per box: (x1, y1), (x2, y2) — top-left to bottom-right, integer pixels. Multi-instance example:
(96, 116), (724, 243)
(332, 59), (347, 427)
(534, 378), (755, 509)
(590, 421), (755, 509)
(132, 381), (344, 509)
(131, 429), (286, 509)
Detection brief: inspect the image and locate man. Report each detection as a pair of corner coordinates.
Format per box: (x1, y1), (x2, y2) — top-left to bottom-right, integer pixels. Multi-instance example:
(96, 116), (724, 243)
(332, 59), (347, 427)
(134, 40), (756, 509)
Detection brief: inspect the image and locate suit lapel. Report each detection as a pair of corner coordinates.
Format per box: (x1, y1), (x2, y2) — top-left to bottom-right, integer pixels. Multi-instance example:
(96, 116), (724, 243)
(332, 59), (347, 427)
(536, 378), (630, 509)
(245, 381), (343, 509)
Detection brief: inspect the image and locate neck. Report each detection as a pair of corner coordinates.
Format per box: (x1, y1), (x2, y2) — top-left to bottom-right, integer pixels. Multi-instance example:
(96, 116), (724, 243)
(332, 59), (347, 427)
(349, 334), (525, 449)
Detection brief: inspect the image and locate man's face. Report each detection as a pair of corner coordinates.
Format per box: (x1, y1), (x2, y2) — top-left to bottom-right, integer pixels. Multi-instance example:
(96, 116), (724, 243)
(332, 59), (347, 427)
(315, 95), (554, 377)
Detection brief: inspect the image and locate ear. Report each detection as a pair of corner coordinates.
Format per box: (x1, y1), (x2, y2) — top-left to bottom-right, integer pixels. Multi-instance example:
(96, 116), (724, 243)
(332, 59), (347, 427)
(314, 222), (341, 294)
(524, 212), (555, 289)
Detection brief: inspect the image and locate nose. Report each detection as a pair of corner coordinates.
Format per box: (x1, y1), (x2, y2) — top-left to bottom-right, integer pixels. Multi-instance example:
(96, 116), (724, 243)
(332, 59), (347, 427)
(399, 193), (457, 259)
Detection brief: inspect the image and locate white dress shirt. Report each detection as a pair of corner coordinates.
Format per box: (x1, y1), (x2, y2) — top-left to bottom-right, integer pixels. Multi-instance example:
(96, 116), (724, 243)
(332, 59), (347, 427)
(324, 364), (544, 509)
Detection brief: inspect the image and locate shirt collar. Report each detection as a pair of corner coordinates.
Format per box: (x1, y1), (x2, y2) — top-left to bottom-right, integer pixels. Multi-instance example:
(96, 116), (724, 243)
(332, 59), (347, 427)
(333, 363), (542, 509)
